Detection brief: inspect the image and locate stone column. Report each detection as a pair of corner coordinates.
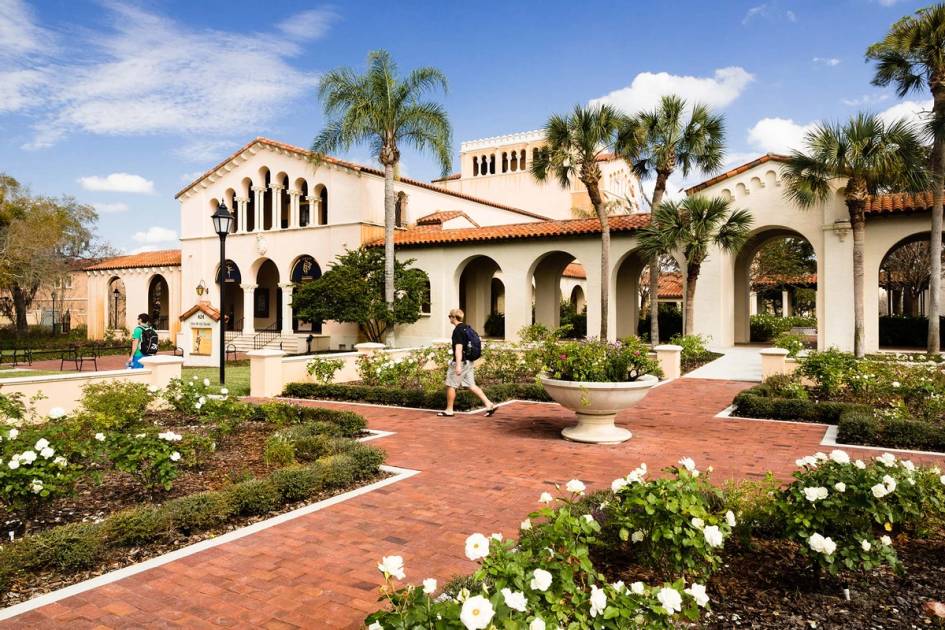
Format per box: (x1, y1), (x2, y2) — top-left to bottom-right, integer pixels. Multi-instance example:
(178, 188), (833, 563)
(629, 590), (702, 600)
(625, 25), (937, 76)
(241, 284), (256, 334)
(252, 187), (265, 233)
(235, 197), (248, 233)
(140, 355), (184, 390)
(653, 344), (682, 381)
(307, 195), (320, 225)
(247, 349), (286, 397)
(749, 291), (758, 316)
(280, 283), (294, 336)
(288, 190), (301, 228)
(781, 289), (791, 317)
(760, 347), (789, 380)
(270, 184), (285, 231)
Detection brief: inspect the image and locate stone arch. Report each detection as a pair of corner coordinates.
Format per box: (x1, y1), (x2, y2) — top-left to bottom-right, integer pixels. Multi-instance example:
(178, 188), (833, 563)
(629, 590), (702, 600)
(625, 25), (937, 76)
(612, 248), (648, 339)
(473, 156), (480, 177)
(313, 183), (328, 225)
(253, 258), (281, 332)
(528, 250), (582, 331)
(107, 276), (126, 330)
(262, 168), (273, 230)
(276, 172), (290, 229)
(147, 274), (170, 330)
(570, 285), (586, 312)
(455, 255), (504, 338)
(242, 177), (255, 231)
(223, 188), (237, 233)
(216, 259), (244, 332)
(290, 254), (322, 333)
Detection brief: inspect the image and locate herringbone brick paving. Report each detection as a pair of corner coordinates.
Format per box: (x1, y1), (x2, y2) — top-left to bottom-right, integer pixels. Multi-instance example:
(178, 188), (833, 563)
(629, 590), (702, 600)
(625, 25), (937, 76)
(5, 378), (943, 628)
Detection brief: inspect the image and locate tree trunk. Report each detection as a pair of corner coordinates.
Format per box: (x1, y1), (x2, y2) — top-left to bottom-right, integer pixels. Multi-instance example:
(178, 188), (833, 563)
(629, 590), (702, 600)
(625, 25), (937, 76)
(586, 181), (609, 339)
(12, 286), (28, 334)
(684, 262), (700, 336)
(648, 171), (670, 344)
(383, 161), (396, 347)
(928, 87), (945, 352)
(852, 217), (866, 357)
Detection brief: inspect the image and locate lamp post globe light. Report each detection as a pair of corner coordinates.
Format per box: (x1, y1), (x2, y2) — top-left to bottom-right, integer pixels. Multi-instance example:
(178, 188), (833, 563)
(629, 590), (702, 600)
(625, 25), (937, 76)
(112, 287), (120, 330)
(212, 201), (233, 385)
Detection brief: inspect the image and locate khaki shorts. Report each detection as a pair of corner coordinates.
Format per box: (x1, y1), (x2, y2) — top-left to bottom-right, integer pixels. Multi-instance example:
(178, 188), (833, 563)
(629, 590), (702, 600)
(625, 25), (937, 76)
(445, 360), (476, 388)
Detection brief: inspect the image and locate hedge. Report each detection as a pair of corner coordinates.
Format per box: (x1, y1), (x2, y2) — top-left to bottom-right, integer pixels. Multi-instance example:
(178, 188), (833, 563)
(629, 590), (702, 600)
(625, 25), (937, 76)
(0, 443), (385, 592)
(281, 382), (551, 410)
(879, 315), (945, 348)
(838, 411), (945, 452)
(637, 309), (682, 343)
(732, 386), (867, 424)
(251, 402), (367, 436)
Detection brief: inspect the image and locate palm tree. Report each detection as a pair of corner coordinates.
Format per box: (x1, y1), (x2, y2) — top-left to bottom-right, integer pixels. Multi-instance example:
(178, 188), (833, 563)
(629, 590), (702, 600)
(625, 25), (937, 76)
(868, 4), (945, 352)
(311, 50), (452, 345)
(637, 196), (752, 335)
(531, 104), (626, 338)
(616, 95), (725, 344)
(781, 113), (929, 357)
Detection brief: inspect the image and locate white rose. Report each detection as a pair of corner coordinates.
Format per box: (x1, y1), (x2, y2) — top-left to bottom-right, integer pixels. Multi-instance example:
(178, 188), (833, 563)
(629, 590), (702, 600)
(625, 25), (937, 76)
(8, 428), (18, 440)
(48, 407), (66, 419)
(529, 618), (546, 630)
(611, 580), (625, 593)
(630, 581), (645, 595)
(631, 530), (644, 543)
(891, 381), (900, 388)
(464, 533), (490, 561)
(703, 525), (724, 548)
(829, 449), (850, 464)
(538, 492), (553, 504)
(678, 457), (699, 476)
(589, 584), (607, 618)
(725, 510), (737, 527)
(656, 586), (683, 615)
(460, 595), (494, 630)
(39, 447), (54, 459)
(883, 475), (897, 492)
(53, 456), (67, 466)
(808, 533), (835, 555)
(94, 432), (105, 442)
(530, 568), (552, 592)
(220, 388), (229, 396)
(611, 477), (628, 492)
(815, 452), (828, 461)
(876, 452), (897, 467)
(203, 378), (210, 387)
(901, 459), (915, 472)
(491, 532), (503, 541)
(29, 479), (43, 494)
(861, 539), (871, 551)
(803, 487), (828, 503)
(881, 535), (892, 546)
(871, 483), (888, 499)
(368, 623), (383, 630)
(685, 583), (709, 608)
(148, 384), (160, 393)
(691, 517), (705, 529)
(377, 555), (405, 580)
(20, 450), (36, 464)
(34, 438), (49, 450)
(521, 518), (532, 531)
(582, 514), (594, 523)
(855, 459), (866, 469)
(565, 479), (586, 494)
(501, 587), (527, 612)
(422, 578), (437, 594)
(7, 458), (19, 470)
(940, 474), (945, 486)
(834, 482), (846, 493)
(169, 451), (181, 462)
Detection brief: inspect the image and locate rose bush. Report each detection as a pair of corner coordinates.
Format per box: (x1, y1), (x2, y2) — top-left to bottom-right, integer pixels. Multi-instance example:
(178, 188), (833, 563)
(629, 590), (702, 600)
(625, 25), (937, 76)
(543, 337), (660, 383)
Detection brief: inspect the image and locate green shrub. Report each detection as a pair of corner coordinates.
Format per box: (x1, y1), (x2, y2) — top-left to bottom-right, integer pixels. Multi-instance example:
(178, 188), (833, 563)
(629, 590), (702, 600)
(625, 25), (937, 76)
(773, 332), (806, 358)
(78, 382), (156, 432)
(721, 473), (783, 541)
(637, 306), (683, 342)
(270, 466), (323, 502)
(750, 314), (816, 342)
(543, 336), (660, 382)
(165, 491), (232, 534)
(226, 479), (281, 516)
(297, 407), (366, 436)
(669, 333), (711, 361)
(762, 374), (808, 400)
(316, 454), (360, 488)
(102, 506), (172, 547)
(838, 410), (945, 451)
(19, 522), (106, 571)
(732, 389), (863, 424)
(263, 434), (296, 466)
(282, 382), (548, 410)
(344, 444), (385, 479)
(799, 348), (858, 397)
(558, 300), (587, 338)
(483, 311), (505, 338)
(305, 355), (345, 384)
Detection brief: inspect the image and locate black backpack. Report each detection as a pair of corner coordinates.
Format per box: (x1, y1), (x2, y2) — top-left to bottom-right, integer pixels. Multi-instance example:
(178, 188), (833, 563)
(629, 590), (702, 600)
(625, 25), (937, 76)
(139, 325), (159, 356)
(463, 324), (482, 361)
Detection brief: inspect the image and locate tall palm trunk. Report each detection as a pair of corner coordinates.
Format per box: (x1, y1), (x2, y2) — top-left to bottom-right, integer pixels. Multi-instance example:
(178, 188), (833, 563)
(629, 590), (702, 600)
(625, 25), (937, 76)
(383, 160), (397, 347)
(586, 181), (609, 339)
(684, 262), (700, 336)
(928, 81), (945, 353)
(648, 171), (669, 343)
(845, 201), (867, 357)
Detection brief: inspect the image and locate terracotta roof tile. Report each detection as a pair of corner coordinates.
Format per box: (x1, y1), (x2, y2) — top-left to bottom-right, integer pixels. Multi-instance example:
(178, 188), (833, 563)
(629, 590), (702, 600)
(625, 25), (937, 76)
(370, 213), (650, 248)
(179, 302), (221, 322)
(685, 154), (790, 194)
(865, 191), (935, 215)
(85, 249), (181, 271)
(563, 263), (586, 279)
(658, 273), (683, 299)
(431, 173), (461, 182)
(175, 138), (550, 221)
(415, 210), (480, 228)
(752, 273), (817, 287)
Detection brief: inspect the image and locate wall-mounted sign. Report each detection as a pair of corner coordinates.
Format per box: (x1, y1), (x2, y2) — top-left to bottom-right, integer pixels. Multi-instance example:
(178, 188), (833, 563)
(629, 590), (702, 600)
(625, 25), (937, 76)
(191, 325), (212, 356)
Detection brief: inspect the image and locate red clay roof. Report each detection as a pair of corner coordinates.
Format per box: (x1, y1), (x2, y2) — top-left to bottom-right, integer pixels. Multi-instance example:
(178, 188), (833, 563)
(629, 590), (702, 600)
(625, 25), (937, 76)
(175, 138), (550, 222)
(431, 173), (461, 182)
(685, 154), (790, 194)
(415, 210), (480, 228)
(658, 273), (683, 299)
(85, 249), (181, 271)
(563, 263), (586, 279)
(752, 273), (817, 287)
(865, 191), (936, 215)
(369, 213), (651, 248)
(179, 302), (221, 322)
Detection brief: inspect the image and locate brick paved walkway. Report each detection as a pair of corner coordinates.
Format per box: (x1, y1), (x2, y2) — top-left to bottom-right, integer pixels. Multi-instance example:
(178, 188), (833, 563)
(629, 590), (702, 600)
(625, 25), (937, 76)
(5, 378), (944, 629)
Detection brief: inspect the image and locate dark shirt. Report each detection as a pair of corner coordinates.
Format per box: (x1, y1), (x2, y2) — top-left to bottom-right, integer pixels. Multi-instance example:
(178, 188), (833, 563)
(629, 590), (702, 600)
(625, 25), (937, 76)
(451, 323), (466, 360)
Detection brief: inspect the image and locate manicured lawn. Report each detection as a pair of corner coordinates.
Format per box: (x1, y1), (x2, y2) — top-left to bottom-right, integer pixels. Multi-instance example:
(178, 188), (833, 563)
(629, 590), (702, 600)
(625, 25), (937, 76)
(0, 369), (69, 378)
(182, 360), (250, 396)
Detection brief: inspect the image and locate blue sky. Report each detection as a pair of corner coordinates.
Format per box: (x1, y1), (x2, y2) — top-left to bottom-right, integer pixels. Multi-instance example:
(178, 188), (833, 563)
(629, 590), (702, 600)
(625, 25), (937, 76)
(0, 0), (933, 253)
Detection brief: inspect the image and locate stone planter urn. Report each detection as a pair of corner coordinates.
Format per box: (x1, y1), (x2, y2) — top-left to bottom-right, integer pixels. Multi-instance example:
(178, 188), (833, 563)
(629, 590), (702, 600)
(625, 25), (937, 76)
(539, 374), (659, 444)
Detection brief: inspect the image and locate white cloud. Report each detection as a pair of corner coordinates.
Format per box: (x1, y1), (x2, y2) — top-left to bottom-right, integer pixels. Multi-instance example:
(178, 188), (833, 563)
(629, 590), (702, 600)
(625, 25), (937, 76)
(277, 8), (338, 40)
(842, 93), (891, 106)
(812, 57), (841, 67)
(92, 202), (129, 214)
(747, 117), (816, 153)
(591, 67), (753, 114)
(174, 140), (238, 164)
(6, 3), (322, 149)
(878, 99), (932, 128)
(874, 0), (908, 6)
(132, 226), (178, 244)
(742, 3), (797, 25)
(0, 0), (52, 59)
(79, 173), (155, 194)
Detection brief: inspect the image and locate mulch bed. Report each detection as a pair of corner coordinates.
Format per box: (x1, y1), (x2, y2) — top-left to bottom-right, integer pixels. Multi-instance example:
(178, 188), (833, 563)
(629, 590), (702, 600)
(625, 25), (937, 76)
(601, 536), (945, 629)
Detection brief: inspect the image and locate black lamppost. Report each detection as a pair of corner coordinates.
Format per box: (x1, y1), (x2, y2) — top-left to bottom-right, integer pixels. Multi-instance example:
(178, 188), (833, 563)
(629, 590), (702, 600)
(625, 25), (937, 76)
(212, 201), (234, 384)
(112, 287), (120, 329)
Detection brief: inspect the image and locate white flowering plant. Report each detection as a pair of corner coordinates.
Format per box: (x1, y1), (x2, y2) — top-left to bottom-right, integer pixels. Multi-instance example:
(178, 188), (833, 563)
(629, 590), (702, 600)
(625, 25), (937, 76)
(365, 483), (706, 629)
(305, 356), (345, 384)
(162, 377), (248, 433)
(0, 426), (80, 522)
(357, 347), (442, 390)
(98, 430), (193, 493)
(778, 450), (928, 575)
(605, 459), (733, 579)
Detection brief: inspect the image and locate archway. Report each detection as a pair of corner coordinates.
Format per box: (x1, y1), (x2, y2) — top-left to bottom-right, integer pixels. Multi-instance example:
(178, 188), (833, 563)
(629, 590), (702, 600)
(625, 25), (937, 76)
(297, 179), (310, 227)
(529, 251), (580, 331)
(613, 250), (647, 339)
(148, 275), (170, 330)
(278, 173), (290, 228)
(291, 255), (322, 333)
(216, 259), (243, 332)
(457, 255), (504, 339)
(253, 259), (281, 332)
(107, 276), (126, 331)
(262, 169), (273, 230)
(734, 228), (819, 344)
(878, 232), (945, 348)
(570, 285), (585, 312)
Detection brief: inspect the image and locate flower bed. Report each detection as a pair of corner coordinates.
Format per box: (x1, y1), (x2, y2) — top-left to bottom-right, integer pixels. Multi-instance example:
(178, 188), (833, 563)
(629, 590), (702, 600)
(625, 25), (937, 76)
(731, 349), (945, 451)
(0, 380), (385, 606)
(365, 453), (945, 628)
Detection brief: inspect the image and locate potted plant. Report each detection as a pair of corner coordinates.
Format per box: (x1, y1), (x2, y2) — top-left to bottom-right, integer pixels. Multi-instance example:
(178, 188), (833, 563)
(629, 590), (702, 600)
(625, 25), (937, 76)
(540, 337), (661, 443)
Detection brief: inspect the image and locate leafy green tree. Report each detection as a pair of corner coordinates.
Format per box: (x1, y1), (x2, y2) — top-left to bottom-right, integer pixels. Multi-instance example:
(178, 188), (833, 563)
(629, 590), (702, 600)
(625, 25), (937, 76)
(311, 50), (452, 346)
(617, 95), (726, 343)
(291, 248), (430, 343)
(531, 104), (625, 338)
(781, 114), (929, 356)
(751, 237), (816, 289)
(637, 196), (752, 335)
(868, 4), (945, 352)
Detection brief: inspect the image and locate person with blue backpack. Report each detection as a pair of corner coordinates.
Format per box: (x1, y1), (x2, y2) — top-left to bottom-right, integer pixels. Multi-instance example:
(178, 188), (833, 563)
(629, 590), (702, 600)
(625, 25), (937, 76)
(438, 308), (497, 417)
(127, 313), (160, 369)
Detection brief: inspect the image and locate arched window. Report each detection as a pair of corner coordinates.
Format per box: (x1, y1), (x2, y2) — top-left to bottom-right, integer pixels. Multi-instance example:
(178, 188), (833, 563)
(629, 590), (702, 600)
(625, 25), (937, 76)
(225, 189), (237, 233)
(291, 255), (322, 333)
(279, 174), (290, 229)
(420, 274), (431, 315)
(395, 192), (407, 227)
(532, 148), (539, 163)
(148, 275), (170, 330)
(107, 277), (126, 330)
(472, 156), (479, 176)
(299, 180), (310, 227)
(501, 152), (508, 173)
(520, 149), (526, 170)
(490, 154), (496, 174)
(319, 186), (328, 224)
(510, 151), (518, 172)
(263, 170), (273, 230)
(244, 177), (255, 231)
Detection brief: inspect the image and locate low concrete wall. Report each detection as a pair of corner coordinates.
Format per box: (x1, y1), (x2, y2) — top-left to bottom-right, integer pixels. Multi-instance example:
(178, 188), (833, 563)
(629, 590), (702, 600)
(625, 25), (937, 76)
(760, 348), (801, 380)
(0, 356), (183, 418)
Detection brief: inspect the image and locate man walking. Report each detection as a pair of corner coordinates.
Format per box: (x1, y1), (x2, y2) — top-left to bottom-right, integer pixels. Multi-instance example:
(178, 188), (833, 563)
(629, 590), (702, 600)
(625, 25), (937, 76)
(438, 308), (497, 417)
(127, 313), (157, 369)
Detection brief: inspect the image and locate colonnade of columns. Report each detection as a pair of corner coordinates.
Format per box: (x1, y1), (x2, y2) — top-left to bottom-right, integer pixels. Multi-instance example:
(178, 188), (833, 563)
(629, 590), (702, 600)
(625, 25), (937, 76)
(233, 186), (324, 234)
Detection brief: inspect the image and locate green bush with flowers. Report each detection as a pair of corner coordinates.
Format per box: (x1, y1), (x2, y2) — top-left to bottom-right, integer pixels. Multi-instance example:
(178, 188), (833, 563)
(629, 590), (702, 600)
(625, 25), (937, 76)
(162, 376), (249, 435)
(0, 424), (80, 526)
(543, 337), (660, 383)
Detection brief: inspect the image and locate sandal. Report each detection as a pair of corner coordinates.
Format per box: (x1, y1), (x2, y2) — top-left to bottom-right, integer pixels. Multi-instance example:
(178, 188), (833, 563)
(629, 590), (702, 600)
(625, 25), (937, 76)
(436, 411), (455, 417)
(484, 406), (498, 417)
